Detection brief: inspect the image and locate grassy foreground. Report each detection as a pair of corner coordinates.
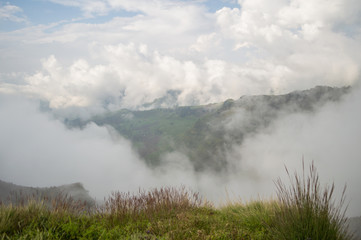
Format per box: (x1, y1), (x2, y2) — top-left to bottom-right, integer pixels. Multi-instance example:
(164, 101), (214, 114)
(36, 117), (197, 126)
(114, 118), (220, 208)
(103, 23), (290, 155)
(0, 163), (353, 240)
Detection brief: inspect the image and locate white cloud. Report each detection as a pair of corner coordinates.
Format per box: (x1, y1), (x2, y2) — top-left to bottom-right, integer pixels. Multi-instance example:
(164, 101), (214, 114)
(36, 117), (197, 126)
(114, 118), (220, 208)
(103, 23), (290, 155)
(0, 3), (28, 23)
(216, 0), (361, 89)
(190, 32), (219, 52)
(1, 43), (305, 112)
(0, 0), (360, 113)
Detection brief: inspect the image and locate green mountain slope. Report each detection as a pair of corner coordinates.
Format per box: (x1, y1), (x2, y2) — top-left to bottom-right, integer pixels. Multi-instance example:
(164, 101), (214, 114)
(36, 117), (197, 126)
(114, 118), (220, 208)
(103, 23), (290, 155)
(92, 107), (206, 165)
(86, 86), (350, 170)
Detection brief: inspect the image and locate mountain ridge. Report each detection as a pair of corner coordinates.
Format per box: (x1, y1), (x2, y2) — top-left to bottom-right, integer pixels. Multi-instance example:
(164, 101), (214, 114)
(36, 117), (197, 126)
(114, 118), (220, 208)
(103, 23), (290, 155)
(66, 86), (351, 171)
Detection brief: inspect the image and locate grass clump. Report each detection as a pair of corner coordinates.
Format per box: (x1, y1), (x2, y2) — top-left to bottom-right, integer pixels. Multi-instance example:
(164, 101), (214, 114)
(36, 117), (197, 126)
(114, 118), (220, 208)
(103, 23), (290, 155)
(270, 161), (352, 240)
(103, 186), (204, 220)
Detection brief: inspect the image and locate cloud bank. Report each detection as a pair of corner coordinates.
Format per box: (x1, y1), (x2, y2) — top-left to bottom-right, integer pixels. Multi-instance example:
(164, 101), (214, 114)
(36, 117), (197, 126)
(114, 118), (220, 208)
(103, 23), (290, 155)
(0, 94), (270, 204)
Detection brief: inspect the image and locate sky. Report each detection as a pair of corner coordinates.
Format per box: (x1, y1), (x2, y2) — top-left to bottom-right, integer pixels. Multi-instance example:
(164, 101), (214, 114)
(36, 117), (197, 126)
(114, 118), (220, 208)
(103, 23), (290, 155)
(1, 0), (360, 111)
(0, 0), (361, 216)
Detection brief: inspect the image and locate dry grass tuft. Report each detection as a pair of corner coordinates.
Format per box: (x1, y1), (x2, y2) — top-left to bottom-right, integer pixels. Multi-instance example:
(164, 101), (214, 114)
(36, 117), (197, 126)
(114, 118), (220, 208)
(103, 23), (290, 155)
(270, 161), (352, 240)
(103, 186), (207, 220)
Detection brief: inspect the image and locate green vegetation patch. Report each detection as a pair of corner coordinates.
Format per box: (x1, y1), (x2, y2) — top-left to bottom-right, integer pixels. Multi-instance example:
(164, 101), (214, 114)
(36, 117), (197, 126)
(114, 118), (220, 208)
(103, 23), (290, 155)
(92, 107), (207, 165)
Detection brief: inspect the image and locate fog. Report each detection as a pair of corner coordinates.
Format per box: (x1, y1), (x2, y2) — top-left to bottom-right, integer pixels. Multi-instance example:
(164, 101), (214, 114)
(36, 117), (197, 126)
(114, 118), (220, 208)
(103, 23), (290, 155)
(1, 86), (360, 216)
(234, 85), (361, 216)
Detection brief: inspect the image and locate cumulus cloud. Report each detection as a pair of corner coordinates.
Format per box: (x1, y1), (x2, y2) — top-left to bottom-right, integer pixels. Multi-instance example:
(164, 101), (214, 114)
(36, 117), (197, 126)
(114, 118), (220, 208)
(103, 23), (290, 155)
(1, 44), (302, 114)
(216, 0), (361, 87)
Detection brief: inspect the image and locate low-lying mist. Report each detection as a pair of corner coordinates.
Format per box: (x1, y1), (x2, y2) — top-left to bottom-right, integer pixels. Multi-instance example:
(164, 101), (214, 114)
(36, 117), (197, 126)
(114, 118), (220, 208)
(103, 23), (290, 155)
(0, 85), (360, 217)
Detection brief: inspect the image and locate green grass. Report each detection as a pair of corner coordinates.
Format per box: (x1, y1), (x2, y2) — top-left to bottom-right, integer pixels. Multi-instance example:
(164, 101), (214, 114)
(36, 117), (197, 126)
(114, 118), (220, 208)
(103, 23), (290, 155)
(0, 163), (353, 239)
